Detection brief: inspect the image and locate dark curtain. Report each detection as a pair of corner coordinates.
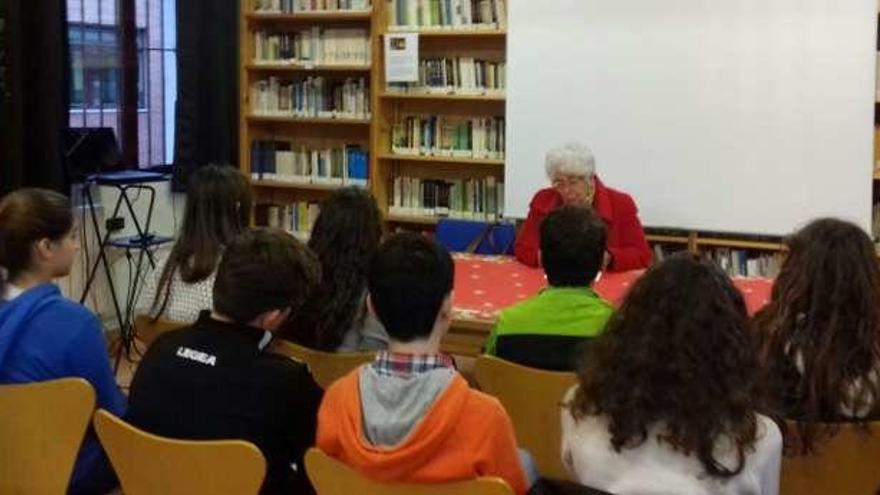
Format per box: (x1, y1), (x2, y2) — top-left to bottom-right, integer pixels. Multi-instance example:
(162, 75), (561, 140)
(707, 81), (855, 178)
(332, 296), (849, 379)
(173, 0), (240, 191)
(0, 0), (69, 196)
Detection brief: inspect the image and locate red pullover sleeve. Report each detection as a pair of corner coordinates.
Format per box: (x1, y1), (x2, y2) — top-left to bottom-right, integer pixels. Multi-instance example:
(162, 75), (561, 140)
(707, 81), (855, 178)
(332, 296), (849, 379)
(605, 192), (653, 272)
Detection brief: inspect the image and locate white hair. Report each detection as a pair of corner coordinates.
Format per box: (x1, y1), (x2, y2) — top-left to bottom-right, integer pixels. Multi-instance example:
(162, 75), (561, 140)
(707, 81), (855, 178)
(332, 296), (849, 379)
(544, 142), (596, 179)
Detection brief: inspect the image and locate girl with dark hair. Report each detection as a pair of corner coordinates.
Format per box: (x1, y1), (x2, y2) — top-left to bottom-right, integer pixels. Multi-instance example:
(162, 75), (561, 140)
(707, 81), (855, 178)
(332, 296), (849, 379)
(140, 164), (252, 322)
(0, 188), (126, 494)
(753, 218), (880, 453)
(280, 187), (386, 351)
(562, 253), (782, 495)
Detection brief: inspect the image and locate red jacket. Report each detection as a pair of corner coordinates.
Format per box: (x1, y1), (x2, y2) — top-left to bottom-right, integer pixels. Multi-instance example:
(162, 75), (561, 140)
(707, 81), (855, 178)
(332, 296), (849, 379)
(514, 178), (653, 272)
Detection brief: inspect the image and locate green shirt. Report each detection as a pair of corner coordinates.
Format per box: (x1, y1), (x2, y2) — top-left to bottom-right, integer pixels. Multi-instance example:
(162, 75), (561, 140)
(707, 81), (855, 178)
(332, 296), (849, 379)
(485, 286), (614, 355)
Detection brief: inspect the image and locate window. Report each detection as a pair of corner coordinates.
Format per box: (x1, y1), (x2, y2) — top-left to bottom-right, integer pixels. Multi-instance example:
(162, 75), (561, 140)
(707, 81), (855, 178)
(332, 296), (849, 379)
(67, 0), (177, 167)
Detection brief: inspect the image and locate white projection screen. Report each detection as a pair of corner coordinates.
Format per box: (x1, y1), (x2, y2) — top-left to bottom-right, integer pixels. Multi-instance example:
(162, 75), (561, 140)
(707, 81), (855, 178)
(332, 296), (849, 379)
(505, 0), (876, 235)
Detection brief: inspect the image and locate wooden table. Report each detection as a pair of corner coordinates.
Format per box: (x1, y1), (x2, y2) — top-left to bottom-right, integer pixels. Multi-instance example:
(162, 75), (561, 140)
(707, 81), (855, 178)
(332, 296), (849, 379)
(445, 254), (773, 357)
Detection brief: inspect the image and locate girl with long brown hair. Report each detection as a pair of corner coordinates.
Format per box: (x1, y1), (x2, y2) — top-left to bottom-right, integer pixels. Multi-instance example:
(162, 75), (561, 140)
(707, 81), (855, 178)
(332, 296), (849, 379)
(562, 253), (781, 495)
(753, 218), (880, 452)
(140, 164), (251, 322)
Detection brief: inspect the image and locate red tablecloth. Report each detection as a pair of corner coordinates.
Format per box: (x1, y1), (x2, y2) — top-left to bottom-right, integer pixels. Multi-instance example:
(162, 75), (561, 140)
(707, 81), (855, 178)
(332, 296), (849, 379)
(452, 254), (773, 324)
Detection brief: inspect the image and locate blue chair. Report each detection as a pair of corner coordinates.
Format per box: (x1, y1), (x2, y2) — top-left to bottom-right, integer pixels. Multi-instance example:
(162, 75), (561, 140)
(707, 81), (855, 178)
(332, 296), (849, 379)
(435, 219), (516, 255)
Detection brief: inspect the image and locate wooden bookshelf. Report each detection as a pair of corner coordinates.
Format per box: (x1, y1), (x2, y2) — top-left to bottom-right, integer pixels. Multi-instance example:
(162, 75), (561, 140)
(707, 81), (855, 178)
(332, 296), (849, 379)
(379, 91), (505, 101)
(373, 1), (508, 225)
(239, 0), (376, 225)
(377, 153), (505, 166)
(246, 63), (372, 73)
(246, 114), (372, 125)
(245, 10), (373, 22)
(251, 180), (344, 192)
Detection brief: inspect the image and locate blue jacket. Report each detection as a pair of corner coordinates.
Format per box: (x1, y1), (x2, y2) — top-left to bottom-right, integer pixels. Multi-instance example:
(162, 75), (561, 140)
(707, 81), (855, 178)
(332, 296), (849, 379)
(0, 283), (126, 488)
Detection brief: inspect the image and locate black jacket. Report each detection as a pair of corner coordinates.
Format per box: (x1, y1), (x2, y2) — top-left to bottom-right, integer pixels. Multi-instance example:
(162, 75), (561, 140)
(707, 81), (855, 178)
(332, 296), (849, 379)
(126, 313), (323, 494)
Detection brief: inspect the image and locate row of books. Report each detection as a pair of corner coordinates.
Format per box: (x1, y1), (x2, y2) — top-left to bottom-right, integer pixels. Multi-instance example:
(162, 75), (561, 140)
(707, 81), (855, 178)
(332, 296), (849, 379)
(386, 57), (505, 95)
(265, 202), (321, 238)
(253, 28), (370, 66)
(253, 0), (370, 13)
(652, 244), (782, 278)
(251, 77), (370, 119)
(391, 115), (505, 159)
(251, 141), (369, 186)
(387, 0), (506, 30)
(389, 176), (504, 221)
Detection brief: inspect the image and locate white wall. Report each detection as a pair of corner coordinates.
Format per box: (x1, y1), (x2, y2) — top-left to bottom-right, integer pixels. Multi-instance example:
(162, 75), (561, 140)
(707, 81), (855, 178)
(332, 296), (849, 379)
(505, 0), (876, 235)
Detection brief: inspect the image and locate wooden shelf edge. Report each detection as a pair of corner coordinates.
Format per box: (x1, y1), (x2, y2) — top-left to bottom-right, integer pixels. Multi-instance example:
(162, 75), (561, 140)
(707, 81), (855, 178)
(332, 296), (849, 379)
(385, 214), (440, 225)
(696, 238), (785, 251)
(377, 153), (505, 165)
(646, 235), (690, 245)
(246, 10), (373, 21)
(379, 91), (505, 101)
(246, 115), (371, 125)
(251, 180), (346, 191)
(386, 28), (506, 37)
(247, 63), (372, 72)
(873, 170), (880, 180)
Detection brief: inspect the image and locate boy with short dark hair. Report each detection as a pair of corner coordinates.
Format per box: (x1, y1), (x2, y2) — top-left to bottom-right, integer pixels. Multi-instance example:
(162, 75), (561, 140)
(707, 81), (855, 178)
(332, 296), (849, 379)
(316, 233), (529, 494)
(487, 206), (613, 371)
(127, 229), (323, 494)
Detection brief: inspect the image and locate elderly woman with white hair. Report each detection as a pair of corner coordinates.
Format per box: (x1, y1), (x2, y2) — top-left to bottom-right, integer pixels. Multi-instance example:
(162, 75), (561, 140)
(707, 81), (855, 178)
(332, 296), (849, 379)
(514, 143), (652, 271)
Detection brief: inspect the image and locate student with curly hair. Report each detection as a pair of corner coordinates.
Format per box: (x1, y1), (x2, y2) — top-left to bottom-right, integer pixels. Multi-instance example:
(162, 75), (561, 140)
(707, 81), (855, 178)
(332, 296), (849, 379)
(562, 253), (782, 495)
(280, 187), (386, 351)
(753, 218), (880, 453)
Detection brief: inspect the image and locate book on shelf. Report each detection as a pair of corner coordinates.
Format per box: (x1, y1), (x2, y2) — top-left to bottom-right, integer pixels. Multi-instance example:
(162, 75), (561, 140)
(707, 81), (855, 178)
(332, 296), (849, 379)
(254, 0), (371, 14)
(251, 140), (369, 186)
(389, 175), (504, 221)
(707, 248), (782, 278)
(251, 76), (370, 119)
(265, 202), (321, 239)
(253, 28), (371, 66)
(390, 114), (504, 159)
(385, 56), (505, 95)
(387, 0), (506, 31)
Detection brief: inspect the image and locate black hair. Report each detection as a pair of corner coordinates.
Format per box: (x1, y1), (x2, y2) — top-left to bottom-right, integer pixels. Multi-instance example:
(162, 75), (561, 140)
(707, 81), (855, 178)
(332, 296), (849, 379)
(151, 164), (252, 317)
(281, 187), (382, 350)
(212, 228), (320, 324)
(0, 188), (74, 289)
(540, 205), (607, 286)
(367, 233), (454, 342)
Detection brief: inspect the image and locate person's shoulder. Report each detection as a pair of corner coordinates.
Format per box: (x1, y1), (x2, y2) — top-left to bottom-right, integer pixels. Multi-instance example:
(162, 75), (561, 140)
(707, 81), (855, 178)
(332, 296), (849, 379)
(600, 183), (639, 213)
(255, 351), (315, 380)
(496, 294), (545, 329)
(754, 414), (784, 453)
(35, 295), (99, 330)
(530, 187), (562, 210)
(465, 384), (512, 419)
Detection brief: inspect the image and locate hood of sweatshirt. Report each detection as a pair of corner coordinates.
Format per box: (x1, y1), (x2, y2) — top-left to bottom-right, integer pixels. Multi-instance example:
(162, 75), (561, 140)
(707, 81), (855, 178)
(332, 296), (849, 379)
(332, 365), (471, 479)
(0, 284), (62, 369)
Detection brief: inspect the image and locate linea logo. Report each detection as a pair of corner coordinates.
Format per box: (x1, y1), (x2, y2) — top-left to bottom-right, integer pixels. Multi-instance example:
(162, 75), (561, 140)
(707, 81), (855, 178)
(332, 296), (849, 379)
(176, 347), (217, 367)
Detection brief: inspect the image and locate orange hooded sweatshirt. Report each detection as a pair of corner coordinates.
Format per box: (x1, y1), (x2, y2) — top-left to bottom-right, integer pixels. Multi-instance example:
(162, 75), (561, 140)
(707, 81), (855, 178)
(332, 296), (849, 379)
(316, 367), (529, 494)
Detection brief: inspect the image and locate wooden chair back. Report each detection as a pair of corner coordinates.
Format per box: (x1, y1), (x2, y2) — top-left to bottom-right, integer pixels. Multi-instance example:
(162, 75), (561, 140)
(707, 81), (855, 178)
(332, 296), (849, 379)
(305, 448), (514, 495)
(0, 378), (96, 494)
(474, 355), (578, 480)
(133, 314), (185, 346)
(93, 409), (266, 495)
(780, 420), (880, 495)
(269, 340), (375, 389)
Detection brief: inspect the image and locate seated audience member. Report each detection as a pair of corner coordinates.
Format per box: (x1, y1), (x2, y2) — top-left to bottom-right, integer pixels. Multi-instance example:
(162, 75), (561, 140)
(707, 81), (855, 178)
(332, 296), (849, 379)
(753, 218), (880, 453)
(486, 206), (613, 371)
(0, 188), (126, 495)
(280, 187), (387, 352)
(514, 142), (652, 271)
(126, 229), (323, 494)
(316, 233), (531, 494)
(562, 253), (782, 495)
(140, 164), (252, 322)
